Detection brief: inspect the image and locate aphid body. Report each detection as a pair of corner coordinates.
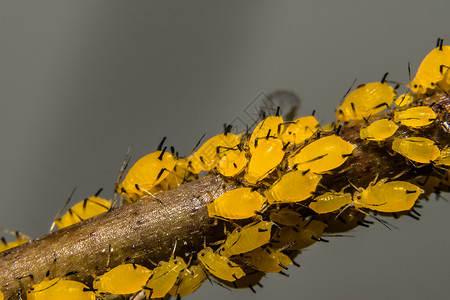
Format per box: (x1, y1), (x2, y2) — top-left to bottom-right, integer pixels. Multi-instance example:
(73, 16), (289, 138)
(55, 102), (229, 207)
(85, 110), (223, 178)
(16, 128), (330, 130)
(219, 221), (273, 257)
(394, 106), (437, 128)
(265, 170), (322, 204)
(392, 137), (440, 164)
(309, 191), (352, 214)
(197, 247), (245, 282)
(394, 93), (414, 107)
(288, 135), (355, 173)
(244, 137), (285, 184)
(359, 119), (398, 141)
(54, 195), (111, 229)
(336, 81), (395, 122)
(169, 264), (207, 298)
(207, 187), (266, 219)
(145, 256), (187, 298)
(354, 178), (424, 212)
(117, 150), (177, 200)
(411, 40), (450, 95)
(280, 115), (319, 145)
(269, 207), (303, 227)
(93, 263), (153, 295)
(27, 278), (95, 300)
(248, 116), (284, 153)
(239, 247), (293, 273)
(272, 220), (327, 250)
(216, 147), (248, 177)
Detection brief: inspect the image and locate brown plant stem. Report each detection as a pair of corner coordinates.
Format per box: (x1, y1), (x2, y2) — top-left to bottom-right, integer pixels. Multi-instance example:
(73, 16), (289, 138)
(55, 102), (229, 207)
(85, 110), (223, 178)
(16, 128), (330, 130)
(1, 93), (449, 299)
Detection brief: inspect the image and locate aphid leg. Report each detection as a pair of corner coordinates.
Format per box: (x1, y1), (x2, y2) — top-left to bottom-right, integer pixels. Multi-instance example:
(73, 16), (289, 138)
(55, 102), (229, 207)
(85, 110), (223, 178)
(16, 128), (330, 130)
(50, 187), (77, 231)
(135, 184), (163, 204)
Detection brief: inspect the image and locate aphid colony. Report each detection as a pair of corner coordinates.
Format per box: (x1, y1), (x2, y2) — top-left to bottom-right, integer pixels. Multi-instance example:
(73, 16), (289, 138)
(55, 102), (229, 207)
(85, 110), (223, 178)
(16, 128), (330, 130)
(2, 38), (450, 300)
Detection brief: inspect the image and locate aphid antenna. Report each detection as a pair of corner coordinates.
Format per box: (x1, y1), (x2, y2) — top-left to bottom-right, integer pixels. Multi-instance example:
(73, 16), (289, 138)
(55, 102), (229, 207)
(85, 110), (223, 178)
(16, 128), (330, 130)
(187, 133), (207, 156)
(50, 187), (77, 232)
(114, 144), (132, 198)
(380, 72), (389, 84)
(337, 78), (358, 106)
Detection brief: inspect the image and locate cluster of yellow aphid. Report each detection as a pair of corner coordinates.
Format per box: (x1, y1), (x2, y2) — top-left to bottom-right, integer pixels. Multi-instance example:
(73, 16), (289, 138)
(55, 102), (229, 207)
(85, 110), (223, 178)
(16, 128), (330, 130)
(2, 38), (450, 300)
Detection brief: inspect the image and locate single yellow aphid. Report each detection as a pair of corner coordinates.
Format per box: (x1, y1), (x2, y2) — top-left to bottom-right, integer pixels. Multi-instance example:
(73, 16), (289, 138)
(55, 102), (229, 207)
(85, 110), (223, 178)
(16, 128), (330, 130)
(354, 178), (424, 212)
(197, 247), (245, 282)
(394, 106), (437, 128)
(248, 116), (284, 153)
(54, 193), (111, 230)
(27, 278), (96, 300)
(207, 187), (266, 219)
(336, 75), (396, 122)
(239, 247), (293, 273)
(219, 221), (273, 257)
(244, 137), (285, 184)
(392, 137), (440, 164)
(435, 146), (450, 166)
(309, 191), (352, 214)
(280, 115), (319, 145)
(265, 170), (322, 204)
(289, 135), (355, 173)
(0, 231), (28, 253)
(93, 263), (153, 295)
(169, 264), (207, 299)
(272, 220), (327, 250)
(117, 149), (177, 200)
(359, 119), (398, 141)
(145, 256), (187, 299)
(394, 93), (414, 107)
(188, 132), (242, 174)
(269, 207), (303, 227)
(216, 146), (248, 177)
(411, 38), (450, 95)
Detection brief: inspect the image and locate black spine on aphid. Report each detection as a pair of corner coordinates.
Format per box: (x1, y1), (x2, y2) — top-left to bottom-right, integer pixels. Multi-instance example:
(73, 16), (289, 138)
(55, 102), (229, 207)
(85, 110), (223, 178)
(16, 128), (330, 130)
(94, 188), (103, 197)
(279, 271), (289, 277)
(223, 123), (233, 136)
(249, 285), (257, 293)
(282, 142), (291, 151)
(157, 137), (167, 151)
(356, 221), (370, 228)
(158, 147), (167, 161)
(170, 146), (175, 155)
(381, 72), (389, 84)
(1, 237), (7, 245)
(335, 124), (342, 135)
(276, 106), (281, 116)
(82, 199), (88, 209)
(156, 168), (166, 180)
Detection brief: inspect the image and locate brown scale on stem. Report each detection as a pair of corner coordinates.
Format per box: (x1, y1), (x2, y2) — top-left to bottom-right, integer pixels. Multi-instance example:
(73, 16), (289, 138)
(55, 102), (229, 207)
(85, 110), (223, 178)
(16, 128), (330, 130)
(1, 93), (449, 299)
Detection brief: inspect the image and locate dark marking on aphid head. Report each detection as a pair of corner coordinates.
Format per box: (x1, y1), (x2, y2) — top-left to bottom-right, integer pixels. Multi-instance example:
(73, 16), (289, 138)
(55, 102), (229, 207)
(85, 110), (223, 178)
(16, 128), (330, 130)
(381, 72), (389, 84)
(254, 139), (258, 148)
(157, 137), (167, 151)
(233, 163), (237, 168)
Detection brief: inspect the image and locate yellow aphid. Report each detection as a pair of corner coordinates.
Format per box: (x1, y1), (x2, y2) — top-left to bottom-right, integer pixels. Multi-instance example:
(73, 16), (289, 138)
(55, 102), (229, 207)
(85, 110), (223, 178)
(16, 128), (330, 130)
(289, 135), (355, 173)
(394, 93), (414, 107)
(145, 256), (187, 299)
(336, 77), (396, 122)
(392, 137), (440, 164)
(197, 247), (245, 282)
(188, 132), (242, 174)
(207, 188), (266, 220)
(152, 157), (196, 192)
(169, 265), (207, 298)
(435, 146), (450, 166)
(54, 194), (111, 230)
(0, 290), (3, 300)
(309, 192), (352, 214)
(272, 220), (327, 250)
(249, 116), (284, 153)
(216, 147), (248, 177)
(411, 38), (450, 95)
(93, 263), (153, 295)
(280, 116), (319, 145)
(394, 106), (437, 128)
(269, 207), (303, 227)
(0, 231), (28, 253)
(265, 170), (322, 204)
(354, 178), (424, 213)
(239, 247), (292, 273)
(117, 150), (177, 200)
(359, 119), (398, 141)
(244, 138), (285, 184)
(219, 221), (273, 257)
(27, 278), (95, 300)
(218, 269), (265, 292)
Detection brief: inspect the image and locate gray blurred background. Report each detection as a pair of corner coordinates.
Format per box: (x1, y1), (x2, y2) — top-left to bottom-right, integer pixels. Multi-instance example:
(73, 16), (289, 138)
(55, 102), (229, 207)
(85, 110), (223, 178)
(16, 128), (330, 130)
(0, 1), (449, 299)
